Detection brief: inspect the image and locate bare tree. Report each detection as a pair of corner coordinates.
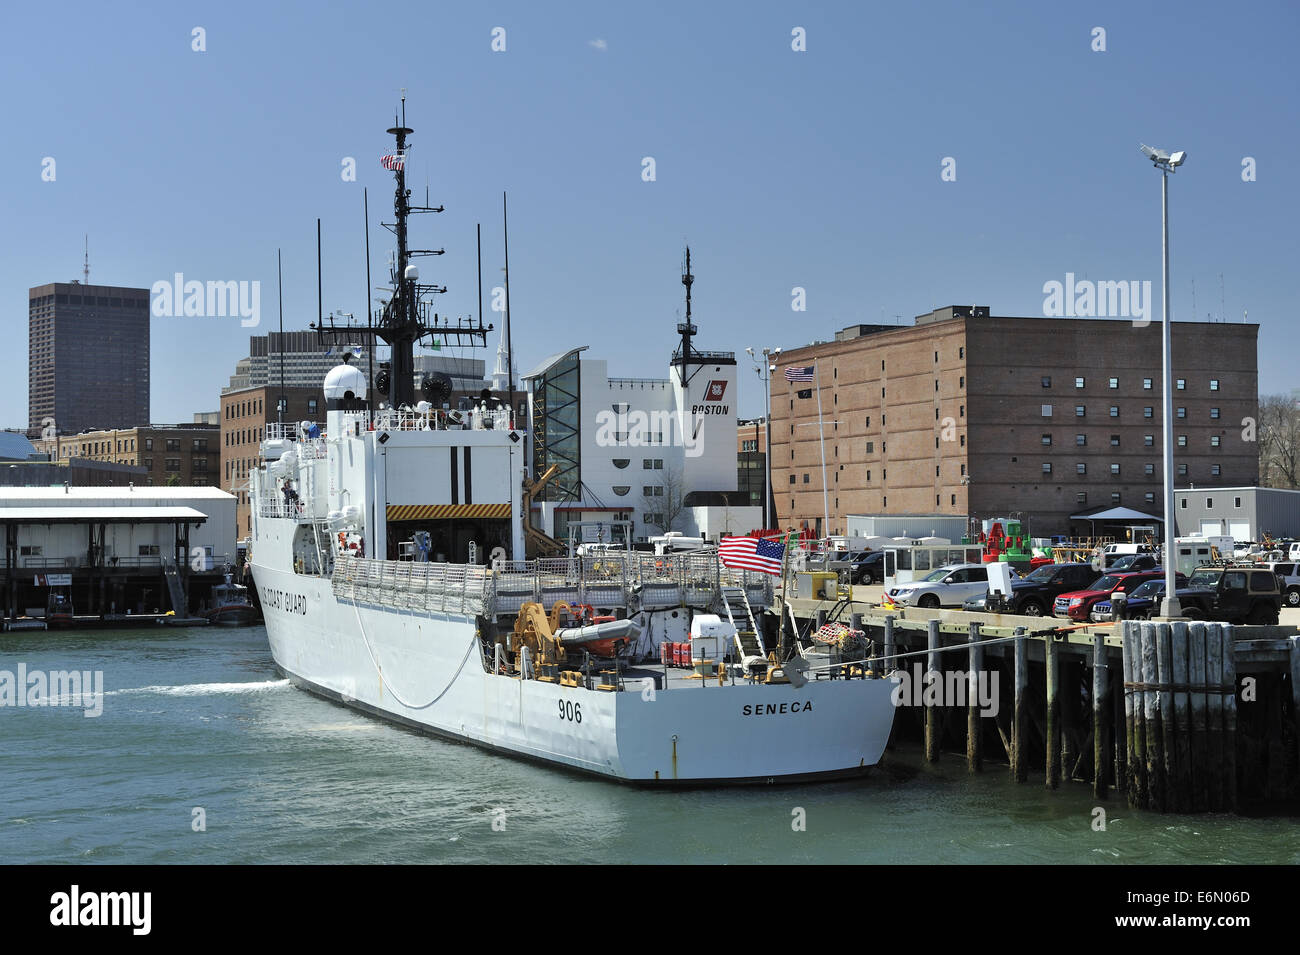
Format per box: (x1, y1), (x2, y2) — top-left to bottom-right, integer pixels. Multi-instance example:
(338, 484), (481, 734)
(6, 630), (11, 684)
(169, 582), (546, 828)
(644, 466), (687, 534)
(1258, 394), (1300, 488)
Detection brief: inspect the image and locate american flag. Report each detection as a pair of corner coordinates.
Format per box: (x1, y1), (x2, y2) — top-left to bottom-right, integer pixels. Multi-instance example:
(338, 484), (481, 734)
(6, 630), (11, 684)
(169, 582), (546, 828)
(784, 365), (815, 382)
(381, 153), (406, 171)
(719, 536), (785, 575)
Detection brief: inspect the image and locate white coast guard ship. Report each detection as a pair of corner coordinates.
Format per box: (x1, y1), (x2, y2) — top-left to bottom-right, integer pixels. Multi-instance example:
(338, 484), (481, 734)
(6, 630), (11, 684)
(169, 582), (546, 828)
(247, 111), (895, 784)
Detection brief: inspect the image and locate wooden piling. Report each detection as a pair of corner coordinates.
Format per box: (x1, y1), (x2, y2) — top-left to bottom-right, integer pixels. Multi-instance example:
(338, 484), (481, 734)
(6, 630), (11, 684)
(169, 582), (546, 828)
(1061, 658), (1079, 780)
(1124, 622), (1143, 807)
(1170, 621), (1194, 813)
(1013, 627), (1027, 783)
(1156, 621), (1179, 813)
(1222, 624), (1239, 813)
(1092, 633), (1109, 799)
(883, 616), (896, 675)
(1188, 619), (1209, 812)
(925, 619), (940, 763)
(1112, 657), (1127, 794)
(1141, 622), (1164, 813)
(1287, 636), (1300, 797)
(967, 621), (983, 773)
(1205, 623), (1224, 812)
(1045, 633), (1061, 790)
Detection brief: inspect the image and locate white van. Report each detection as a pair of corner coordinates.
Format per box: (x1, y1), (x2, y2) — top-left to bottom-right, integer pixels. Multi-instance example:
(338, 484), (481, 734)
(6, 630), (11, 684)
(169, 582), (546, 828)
(1288, 542), (1300, 562)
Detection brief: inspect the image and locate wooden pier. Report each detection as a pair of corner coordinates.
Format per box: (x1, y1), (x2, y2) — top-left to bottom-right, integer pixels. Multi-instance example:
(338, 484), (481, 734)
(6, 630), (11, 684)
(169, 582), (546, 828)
(780, 594), (1300, 813)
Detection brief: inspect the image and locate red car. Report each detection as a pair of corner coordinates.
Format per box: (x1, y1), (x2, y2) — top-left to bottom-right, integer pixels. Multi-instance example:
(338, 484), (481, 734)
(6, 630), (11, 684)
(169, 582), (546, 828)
(1052, 570), (1174, 621)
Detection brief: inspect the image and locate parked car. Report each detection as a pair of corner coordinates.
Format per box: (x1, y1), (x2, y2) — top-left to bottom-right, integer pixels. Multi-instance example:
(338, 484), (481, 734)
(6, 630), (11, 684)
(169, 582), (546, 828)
(887, 563), (991, 609)
(1091, 578), (1169, 621)
(1176, 565), (1282, 625)
(1053, 570), (1167, 622)
(850, 552), (886, 585)
(1255, 561), (1300, 607)
(998, 562), (1100, 616)
(1108, 553), (1158, 573)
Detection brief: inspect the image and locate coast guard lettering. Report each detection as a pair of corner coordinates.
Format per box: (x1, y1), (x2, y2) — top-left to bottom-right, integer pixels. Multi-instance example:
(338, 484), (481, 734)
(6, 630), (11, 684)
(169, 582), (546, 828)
(260, 587), (308, 614)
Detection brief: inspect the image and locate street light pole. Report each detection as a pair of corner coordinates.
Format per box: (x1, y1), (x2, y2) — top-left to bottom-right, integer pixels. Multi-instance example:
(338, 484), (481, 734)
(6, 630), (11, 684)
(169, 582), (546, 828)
(1141, 143), (1187, 618)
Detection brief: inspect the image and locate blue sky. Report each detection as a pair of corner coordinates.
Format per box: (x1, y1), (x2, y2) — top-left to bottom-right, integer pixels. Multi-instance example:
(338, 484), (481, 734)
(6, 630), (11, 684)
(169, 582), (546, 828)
(3, 0), (1297, 425)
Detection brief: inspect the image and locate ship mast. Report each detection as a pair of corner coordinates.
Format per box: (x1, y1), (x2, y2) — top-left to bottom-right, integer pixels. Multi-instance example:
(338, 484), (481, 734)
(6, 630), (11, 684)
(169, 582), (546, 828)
(314, 95), (489, 408)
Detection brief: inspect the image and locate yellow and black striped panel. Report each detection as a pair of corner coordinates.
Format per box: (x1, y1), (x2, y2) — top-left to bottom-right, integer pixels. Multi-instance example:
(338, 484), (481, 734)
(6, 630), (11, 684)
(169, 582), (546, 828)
(386, 503), (512, 521)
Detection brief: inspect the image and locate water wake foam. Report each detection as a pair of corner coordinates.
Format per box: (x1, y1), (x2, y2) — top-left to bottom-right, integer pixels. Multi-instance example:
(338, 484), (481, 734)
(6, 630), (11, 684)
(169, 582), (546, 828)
(113, 679), (290, 697)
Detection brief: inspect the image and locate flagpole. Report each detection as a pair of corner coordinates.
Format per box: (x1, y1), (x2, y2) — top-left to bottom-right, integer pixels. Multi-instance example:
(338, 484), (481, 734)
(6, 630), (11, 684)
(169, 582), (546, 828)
(777, 528), (792, 662)
(813, 358), (830, 553)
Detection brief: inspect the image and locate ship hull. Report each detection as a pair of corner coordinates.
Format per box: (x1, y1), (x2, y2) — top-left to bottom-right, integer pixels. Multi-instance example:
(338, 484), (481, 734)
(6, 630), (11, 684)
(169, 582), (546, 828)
(252, 528), (896, 785)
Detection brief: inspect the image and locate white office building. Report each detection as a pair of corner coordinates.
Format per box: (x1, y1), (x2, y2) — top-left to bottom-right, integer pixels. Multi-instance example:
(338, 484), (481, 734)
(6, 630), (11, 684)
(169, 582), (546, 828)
(524, 335), (760, 545)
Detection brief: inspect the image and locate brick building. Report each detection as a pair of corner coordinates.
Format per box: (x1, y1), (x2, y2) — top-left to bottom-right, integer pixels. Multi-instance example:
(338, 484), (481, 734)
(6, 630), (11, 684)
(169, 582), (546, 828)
(34, 424), (218, 487)
(221, 384), (325, 538)
(771, 306), (1259, 538)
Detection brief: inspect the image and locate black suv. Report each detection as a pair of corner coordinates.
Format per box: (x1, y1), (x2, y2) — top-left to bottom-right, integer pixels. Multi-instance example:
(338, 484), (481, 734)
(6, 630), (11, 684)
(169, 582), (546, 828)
(994, 562), (1100, 617)
(1177, 566), (1282, 625)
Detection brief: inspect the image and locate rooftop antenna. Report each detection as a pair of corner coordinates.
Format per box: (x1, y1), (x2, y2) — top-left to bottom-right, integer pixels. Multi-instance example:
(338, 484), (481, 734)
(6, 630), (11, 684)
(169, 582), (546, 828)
(676, 246), (696, 365)
(1220, 273), (1226, 324)
(1191, 277), (1196, 322)
(83, 235), (90, 284)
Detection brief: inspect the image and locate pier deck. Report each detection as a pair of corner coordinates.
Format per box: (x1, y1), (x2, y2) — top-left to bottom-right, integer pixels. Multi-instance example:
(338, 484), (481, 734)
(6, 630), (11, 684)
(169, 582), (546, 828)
(779, 592), (1300, 813)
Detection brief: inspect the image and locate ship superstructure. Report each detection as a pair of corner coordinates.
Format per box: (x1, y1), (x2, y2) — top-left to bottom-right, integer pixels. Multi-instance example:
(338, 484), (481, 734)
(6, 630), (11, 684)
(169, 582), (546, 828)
(248, 109), (895, 784)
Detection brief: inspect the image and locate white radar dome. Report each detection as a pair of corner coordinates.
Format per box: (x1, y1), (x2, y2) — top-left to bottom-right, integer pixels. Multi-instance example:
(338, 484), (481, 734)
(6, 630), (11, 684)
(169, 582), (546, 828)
(324, 363), (368, 401)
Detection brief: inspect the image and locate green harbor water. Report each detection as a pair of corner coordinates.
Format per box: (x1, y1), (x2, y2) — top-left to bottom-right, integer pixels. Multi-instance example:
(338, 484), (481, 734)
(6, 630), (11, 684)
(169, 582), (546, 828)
(2, 625), (1297, 864)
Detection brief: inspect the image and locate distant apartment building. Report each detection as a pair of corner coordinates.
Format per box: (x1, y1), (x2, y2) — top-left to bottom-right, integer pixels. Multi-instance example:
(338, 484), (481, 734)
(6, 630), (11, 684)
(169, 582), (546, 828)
(28, 282), (150, 436)
(221, 384), (324, 538)
(771, 306), (1259, 537)
(34, 424), (219, 487)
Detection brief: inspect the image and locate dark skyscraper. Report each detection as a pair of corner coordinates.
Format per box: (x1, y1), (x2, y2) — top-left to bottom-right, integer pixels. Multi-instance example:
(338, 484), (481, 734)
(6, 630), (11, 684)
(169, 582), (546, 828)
(28, 282), (150, 437)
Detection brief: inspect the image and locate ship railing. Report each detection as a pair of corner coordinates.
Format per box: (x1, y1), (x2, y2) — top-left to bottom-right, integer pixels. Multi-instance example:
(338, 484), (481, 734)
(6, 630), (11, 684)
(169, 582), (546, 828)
(298, 438), (328, 459)
(369, 406), (514, 434)
(256, 499), (306, 519)
(265, 422), (299, 442)
(331, 555), (488, 615)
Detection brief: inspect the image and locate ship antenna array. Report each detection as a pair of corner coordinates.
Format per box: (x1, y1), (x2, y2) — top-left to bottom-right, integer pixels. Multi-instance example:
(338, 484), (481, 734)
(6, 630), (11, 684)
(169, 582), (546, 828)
(312, 101), (491, 408)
